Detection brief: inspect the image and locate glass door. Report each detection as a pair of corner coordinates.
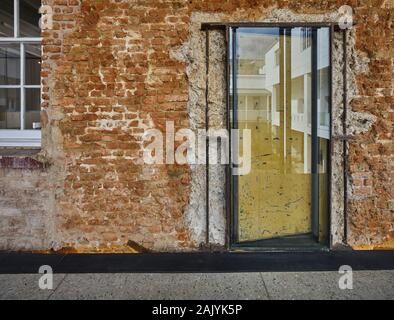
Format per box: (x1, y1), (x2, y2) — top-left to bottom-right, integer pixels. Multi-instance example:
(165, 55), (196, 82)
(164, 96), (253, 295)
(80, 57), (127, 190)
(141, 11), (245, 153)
(230, 26), (330, 248)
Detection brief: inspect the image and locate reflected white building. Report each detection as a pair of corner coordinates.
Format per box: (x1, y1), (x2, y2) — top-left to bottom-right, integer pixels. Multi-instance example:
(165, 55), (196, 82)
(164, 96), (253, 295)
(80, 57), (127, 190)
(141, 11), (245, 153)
(234, 27), (330, 174)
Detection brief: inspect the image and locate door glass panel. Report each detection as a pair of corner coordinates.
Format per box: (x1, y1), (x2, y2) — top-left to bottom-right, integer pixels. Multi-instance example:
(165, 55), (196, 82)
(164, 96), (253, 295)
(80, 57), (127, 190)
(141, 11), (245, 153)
(317, 28), (330, 242)
(233, 27), (330, 245)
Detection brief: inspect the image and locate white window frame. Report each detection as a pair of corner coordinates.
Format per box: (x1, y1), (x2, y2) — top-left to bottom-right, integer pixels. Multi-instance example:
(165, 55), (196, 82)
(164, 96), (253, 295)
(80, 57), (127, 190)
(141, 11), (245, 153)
(0, 0), (42, 147)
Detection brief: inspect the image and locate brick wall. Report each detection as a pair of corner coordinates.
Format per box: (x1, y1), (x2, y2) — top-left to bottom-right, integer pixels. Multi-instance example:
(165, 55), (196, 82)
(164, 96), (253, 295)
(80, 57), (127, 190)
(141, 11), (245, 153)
(39, 0), (192, 251)
(0, 0), (392, 251)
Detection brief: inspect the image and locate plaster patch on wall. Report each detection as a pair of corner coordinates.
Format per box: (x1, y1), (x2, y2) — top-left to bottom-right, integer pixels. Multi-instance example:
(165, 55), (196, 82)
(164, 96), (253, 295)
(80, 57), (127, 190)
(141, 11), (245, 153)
(207, 31), (227, 245)
(344, 29), (377, 136)
(331, 31), (346, 246)
(171, 12), (225, 246)
(347, 111), (377, 136)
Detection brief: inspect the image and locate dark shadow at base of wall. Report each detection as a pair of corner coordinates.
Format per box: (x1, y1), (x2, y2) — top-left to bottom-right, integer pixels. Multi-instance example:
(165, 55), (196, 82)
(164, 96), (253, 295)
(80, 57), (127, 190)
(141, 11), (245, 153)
(0, 251), (393, 274)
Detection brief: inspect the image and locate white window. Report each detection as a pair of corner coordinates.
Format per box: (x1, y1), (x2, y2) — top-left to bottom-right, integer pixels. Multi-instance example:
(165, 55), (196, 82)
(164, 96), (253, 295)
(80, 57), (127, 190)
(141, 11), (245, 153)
(0, 0), (42, 147)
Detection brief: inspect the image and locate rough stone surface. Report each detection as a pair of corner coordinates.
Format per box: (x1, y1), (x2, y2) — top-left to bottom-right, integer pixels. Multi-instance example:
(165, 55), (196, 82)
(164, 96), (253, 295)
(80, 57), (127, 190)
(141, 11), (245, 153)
(0, 0), (392, 251)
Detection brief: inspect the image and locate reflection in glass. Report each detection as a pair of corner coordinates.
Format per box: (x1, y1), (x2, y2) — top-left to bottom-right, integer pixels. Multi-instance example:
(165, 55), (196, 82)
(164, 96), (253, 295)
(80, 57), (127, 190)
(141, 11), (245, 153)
(0, 44), (20, 85)
(25, 44), (41, 85)
(25, 88), (41, 129)
(0, 88), (20, 129)
(20, 0), (41, 37)
(0, 1), (14, 37)
(317, 28), (330, 242)
(233, 27), (330, 244)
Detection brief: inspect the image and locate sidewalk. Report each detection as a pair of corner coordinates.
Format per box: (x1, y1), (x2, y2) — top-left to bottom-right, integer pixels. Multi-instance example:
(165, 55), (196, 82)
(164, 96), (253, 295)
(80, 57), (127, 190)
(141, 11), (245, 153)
(1, 271), (393, 300)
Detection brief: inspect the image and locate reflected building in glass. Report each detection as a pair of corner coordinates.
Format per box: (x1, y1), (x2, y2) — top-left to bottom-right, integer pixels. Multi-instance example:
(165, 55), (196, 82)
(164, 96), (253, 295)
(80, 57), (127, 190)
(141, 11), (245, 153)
(231, 27), (330, 245)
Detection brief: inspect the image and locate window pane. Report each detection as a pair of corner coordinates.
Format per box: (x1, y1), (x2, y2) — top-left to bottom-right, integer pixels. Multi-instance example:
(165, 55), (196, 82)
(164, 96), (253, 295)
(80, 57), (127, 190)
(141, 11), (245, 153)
(25, 44), (41, 85)
(0, 88), (20, 129)
(20, 0), (41, 37)
(25, 88), (40, 129)
(0, 0), (14, 37)
(0, 44), (20, 85)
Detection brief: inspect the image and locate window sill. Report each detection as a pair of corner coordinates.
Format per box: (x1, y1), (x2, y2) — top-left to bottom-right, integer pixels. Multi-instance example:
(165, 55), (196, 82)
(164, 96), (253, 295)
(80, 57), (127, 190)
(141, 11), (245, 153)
(0, 130), (41, 148)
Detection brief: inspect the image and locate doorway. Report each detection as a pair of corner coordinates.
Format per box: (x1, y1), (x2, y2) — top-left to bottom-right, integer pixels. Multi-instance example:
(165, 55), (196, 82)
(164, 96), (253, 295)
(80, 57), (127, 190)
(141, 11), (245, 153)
(229, 25), (331, 249)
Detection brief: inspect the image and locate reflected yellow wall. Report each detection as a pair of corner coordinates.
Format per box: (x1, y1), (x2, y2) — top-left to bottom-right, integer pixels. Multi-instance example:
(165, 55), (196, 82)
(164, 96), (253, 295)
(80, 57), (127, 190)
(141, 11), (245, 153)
(238, 118), (312, 241)
(235, 29), (330, 243)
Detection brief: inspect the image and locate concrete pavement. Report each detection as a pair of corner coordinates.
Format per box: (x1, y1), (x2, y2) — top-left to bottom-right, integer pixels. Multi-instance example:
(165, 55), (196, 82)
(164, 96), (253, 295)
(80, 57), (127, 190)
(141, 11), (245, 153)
(0, 271), (393, 300)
